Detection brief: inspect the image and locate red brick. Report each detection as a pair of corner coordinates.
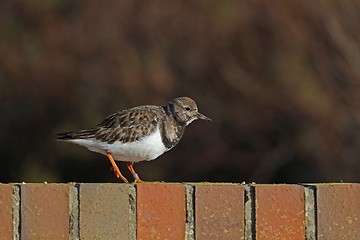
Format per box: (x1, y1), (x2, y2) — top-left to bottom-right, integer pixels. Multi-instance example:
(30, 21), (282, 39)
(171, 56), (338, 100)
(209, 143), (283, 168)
(21, 184), (69, 239)
(195, 185), (244, 239)
(79, 184), (131, 239)
(137, 184), (185, 240)
(255, 184), (305, 239)
(317, 184), (360, 240)
(0, 184), (12, 240)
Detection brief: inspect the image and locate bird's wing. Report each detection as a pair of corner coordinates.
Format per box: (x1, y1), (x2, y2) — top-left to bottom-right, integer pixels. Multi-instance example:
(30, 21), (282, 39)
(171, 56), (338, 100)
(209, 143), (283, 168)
(57, 108), (160, 144)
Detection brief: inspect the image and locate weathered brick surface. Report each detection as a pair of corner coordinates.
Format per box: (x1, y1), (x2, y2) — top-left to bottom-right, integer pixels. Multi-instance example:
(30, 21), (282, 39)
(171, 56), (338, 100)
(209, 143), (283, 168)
(79, 183), (130, 240)
(137, 184), (186, 240)
(2, 182), (360, 240)
(21, 184), (69, 239)
(255, 184), (305, 240)
(317, 184), (360, 240)
(0, 184), (12, 240)
(195, 184), (245, 239)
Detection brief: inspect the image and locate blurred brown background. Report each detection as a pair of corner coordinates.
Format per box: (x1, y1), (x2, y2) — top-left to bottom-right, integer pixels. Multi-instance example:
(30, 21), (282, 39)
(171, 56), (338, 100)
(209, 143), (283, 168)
(1, 1), (360, 183)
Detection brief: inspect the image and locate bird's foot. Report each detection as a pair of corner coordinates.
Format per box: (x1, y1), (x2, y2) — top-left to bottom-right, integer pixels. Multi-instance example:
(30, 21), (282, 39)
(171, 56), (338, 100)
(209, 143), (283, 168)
(111, 166), (128, 183)
(134, 178), (144, 183)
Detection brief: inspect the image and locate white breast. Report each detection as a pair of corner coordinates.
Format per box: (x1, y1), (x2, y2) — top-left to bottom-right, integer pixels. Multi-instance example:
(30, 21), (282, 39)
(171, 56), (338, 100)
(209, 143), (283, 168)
(68, 126), (167, 162)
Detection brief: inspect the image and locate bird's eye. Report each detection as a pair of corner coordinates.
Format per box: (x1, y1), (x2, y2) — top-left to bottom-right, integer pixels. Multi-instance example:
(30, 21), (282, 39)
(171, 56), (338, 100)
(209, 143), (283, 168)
(185, 107), (191, 111)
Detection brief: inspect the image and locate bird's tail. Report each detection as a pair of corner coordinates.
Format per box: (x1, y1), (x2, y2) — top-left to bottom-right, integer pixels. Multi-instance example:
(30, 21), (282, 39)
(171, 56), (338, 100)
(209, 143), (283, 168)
(56, 128), (98, 141)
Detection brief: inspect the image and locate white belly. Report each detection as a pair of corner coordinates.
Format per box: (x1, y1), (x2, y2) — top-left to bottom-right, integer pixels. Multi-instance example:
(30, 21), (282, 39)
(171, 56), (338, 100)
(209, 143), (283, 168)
(69, 127), (167, 162)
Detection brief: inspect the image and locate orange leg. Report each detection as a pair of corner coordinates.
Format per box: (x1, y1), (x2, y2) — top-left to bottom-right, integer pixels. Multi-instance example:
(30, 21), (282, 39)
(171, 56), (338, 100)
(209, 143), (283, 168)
(106, 152), (128, 183)
(127, 162), (144, 183)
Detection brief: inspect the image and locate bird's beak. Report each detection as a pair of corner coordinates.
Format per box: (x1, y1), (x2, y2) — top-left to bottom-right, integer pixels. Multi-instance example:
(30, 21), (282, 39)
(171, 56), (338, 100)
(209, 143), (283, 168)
(196, 112), (212, 121)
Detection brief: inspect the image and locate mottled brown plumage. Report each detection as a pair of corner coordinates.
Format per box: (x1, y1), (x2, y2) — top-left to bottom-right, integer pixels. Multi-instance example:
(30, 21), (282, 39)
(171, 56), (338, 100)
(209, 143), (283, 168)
(58, 107), (160, 144)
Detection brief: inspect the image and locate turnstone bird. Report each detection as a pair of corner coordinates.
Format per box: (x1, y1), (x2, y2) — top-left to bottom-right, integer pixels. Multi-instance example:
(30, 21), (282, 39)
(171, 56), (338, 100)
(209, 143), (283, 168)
(57, 97), (211, 183)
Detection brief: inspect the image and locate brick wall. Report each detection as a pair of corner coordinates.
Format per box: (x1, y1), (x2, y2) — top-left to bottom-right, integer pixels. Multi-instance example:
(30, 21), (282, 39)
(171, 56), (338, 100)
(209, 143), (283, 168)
(0, 183), (359, 239)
